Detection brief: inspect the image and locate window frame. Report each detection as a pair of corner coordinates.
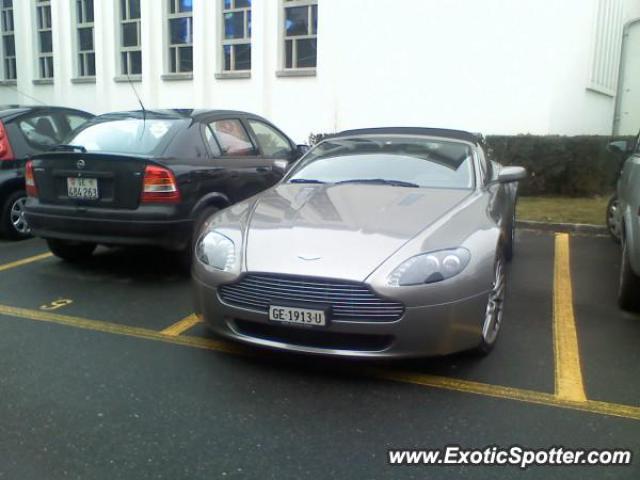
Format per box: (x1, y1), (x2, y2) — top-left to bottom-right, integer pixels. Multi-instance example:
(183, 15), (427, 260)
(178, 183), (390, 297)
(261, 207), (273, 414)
(72, 0), (96, 79)
(165, 0), (193, 75)
(246, 119), (295, 159)
(117, 0), (142, 77)
(0, 0), (16, 81)
(207, 118), (258, 158)
(17, 111), (67, 150)
(278, 0), (317, 75)
(34, 0), (54, 80)
(217, 0), (252, 77)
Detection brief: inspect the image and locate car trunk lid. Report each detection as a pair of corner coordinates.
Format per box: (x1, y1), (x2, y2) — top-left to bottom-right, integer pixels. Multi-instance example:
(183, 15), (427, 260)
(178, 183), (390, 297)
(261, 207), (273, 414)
(31, 152), (153, 209)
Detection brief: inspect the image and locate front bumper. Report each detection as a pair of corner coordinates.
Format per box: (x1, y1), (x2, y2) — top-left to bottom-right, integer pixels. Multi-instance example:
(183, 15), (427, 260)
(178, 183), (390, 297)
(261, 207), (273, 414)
(193, 274), (489, 358)
(25, 201), (192, 250)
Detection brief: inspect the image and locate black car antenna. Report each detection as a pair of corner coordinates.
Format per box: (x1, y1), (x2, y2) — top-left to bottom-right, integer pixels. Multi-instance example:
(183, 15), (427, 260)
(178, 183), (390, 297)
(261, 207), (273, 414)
(126, 73), (147, 137)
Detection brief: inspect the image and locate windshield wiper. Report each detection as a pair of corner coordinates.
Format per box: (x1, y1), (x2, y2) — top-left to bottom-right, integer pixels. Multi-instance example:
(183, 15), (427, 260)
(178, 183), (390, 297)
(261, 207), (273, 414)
(49, 144), (87, 153)
(289, 178), (326, 184)
(335, 178), (420, 188)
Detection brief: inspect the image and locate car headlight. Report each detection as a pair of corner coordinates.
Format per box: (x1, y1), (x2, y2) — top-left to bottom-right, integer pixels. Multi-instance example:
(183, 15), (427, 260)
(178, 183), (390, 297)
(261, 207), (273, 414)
(196, 230), (237, 271)
(388, 248), (471, 286)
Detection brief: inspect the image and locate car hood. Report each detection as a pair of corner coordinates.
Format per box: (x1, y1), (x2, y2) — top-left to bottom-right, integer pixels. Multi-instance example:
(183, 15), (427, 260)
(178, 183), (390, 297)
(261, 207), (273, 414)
(244, 184), (472, 281)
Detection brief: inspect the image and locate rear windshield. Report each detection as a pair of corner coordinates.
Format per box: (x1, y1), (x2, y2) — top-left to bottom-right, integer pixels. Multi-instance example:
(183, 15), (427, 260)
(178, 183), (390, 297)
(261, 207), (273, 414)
(288, 136), (475, 190)
(67, 119), (179, 155)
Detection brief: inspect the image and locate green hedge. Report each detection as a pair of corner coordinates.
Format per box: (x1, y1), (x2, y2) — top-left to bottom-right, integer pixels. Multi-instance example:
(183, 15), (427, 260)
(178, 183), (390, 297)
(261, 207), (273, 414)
(308, 133), (634, 196)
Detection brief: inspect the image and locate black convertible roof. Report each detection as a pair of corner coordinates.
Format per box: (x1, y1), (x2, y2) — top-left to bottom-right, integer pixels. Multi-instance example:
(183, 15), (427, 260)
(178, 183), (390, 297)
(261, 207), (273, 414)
(332, 127), (482, 144)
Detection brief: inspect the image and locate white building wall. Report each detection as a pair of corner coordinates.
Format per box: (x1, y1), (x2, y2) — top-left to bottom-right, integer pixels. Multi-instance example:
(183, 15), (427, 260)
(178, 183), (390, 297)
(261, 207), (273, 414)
(1, 0), (637, 143)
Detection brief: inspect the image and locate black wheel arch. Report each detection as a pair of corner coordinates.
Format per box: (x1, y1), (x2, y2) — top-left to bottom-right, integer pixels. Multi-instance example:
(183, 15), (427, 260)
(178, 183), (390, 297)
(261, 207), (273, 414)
(190, 192), (231, 221)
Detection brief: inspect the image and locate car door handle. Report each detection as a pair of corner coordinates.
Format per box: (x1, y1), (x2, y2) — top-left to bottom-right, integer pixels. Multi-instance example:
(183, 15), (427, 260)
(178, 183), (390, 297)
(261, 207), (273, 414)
(256, 166), (271, 173)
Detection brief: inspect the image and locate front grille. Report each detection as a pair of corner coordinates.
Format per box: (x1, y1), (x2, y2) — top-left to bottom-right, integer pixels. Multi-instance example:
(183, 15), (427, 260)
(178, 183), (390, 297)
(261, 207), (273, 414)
(218, 273), (405, 322)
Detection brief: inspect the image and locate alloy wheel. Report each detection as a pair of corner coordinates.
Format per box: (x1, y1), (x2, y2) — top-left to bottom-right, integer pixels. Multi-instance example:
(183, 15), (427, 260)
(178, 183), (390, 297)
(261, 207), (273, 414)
(607, 198), (621, 241)
(482, 256), (506, 345)
(10, 195), (30, 235)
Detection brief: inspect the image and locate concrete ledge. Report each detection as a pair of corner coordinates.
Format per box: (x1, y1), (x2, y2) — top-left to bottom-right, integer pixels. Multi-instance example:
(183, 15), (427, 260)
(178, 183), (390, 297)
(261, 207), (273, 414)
(0, 80), (17, 86)
(276, 69), (316, 78)
(32, 79), (54, 85)
(114, 75), (142, 83)
(215, 71), (250, 80)
(517, 220), (608, 235)
(161, 73), (193, 81)
(71, 77), (96, 84)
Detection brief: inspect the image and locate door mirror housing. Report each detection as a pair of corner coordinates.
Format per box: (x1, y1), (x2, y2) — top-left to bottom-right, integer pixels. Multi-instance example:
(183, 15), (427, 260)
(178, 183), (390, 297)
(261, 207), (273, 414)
(295, 144), (310, 158)
(607, 140), (633, 156)
(497, 166), (527, 183)
(273, 159), (289, 175)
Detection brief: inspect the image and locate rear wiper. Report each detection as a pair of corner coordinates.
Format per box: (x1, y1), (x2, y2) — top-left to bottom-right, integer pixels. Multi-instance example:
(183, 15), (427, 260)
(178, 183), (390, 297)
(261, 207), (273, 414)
(289, 178), (326, 184)
(335, 178), (420, 188)
(49, 144), (87, 153)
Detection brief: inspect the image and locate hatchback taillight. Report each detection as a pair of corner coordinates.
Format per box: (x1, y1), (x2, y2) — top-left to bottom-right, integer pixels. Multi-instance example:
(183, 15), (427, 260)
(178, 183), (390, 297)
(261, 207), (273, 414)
(140, 165), (181, 203)
(25, 160), (38, 197)
(0, 121), (15, 161)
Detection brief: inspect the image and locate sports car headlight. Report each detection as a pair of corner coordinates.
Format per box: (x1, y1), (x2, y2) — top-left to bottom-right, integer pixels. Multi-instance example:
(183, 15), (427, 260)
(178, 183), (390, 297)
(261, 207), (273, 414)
(388, 248), (471, 286)
(196, 231), (236, 271)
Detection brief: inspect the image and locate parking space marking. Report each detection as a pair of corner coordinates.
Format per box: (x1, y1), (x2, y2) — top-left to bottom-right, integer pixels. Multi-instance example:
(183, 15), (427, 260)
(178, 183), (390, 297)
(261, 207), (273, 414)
(553, 233), (587, 402)
(1, 302), (639, 421)
(40, 299), (74, 311)
(0, 252), (53, 273)
(160, 314), (202, 336)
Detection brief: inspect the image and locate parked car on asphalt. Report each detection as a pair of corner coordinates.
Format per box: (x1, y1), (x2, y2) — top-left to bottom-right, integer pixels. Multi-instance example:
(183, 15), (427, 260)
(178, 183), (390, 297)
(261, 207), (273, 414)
(24, 109), (306, 263)
(0, 105), (93, 240)
(608, 132), (640, 311)
(193, 128), (526, 358)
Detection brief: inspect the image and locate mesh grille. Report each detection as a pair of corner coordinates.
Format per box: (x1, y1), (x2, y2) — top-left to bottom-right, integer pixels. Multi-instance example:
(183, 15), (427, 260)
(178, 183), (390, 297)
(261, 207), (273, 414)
(219, 274), (404, 322)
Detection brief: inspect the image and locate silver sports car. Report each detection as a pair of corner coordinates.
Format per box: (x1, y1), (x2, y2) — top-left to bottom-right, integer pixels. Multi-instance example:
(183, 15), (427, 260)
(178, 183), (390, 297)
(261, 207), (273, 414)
(192, 128), (526, 358)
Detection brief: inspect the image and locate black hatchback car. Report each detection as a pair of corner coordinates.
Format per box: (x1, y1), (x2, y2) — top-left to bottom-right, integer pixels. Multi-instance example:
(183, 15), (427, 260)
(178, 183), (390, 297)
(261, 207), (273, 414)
(24, 109), (306, 262)
(0, 105), (93, 239)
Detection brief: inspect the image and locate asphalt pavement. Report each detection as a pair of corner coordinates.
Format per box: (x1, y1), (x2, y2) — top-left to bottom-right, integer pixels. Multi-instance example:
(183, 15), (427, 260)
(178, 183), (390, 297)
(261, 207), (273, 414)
(0, 230), (638, 480)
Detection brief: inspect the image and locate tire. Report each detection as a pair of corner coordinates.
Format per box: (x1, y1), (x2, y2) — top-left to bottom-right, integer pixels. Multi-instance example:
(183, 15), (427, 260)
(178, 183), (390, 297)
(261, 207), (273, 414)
(606, 195), (622, 244)
(0, 190), (32, 240)
(47, 239), (96, 262)
(503, 215), (515, 262)
(618, 240), (640, 311)
(474, 251), (507, 356)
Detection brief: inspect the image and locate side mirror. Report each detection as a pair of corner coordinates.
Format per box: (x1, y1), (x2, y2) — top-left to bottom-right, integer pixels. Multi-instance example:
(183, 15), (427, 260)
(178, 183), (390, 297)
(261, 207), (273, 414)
(497, 166), (527, 183)
(607, 140), (632, 155)
(296, 144), (310, 158)
(273, 159), (289, 175)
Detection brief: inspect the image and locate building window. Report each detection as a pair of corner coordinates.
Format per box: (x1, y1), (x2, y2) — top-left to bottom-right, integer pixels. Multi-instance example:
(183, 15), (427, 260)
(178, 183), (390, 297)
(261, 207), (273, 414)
(283, 0), (317, 70)
(221, 0), (251, 72)
(119, 0), (141, 75)
(35, 0), (53, 79)
(167, 0), (193, 73)
(1, 0), (16, 80)
(589, 0), (624, 96)
(74, 0), (95, 77)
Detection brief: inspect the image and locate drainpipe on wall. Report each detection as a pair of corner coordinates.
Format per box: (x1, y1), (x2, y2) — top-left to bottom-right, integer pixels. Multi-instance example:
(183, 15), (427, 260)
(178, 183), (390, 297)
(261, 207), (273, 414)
(613, 17), (640, 135)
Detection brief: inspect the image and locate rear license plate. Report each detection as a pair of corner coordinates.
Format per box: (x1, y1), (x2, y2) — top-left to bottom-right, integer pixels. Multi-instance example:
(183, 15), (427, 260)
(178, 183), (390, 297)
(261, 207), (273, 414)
(269, 305), (327, 327)
(67, 177), (98, 200)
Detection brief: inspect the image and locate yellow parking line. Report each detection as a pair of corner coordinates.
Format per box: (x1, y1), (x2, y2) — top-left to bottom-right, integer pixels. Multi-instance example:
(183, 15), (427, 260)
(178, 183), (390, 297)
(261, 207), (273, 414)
(0, 252), (53, 273)
(160, 313), (202, 336)
(553, 233), (587, 402)
(0, 303), (639, 421)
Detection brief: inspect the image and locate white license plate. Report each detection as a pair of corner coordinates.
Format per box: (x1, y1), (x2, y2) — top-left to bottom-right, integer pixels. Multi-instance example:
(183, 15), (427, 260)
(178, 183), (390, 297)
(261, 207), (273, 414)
(67, 177), (98, 200)
(269, 305), (327, 327)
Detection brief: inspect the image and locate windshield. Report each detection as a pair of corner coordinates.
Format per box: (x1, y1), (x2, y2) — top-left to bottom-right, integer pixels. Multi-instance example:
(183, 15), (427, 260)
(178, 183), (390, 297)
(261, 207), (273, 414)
(287, 137), (475, 190)
(67, 119), (179, 155)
